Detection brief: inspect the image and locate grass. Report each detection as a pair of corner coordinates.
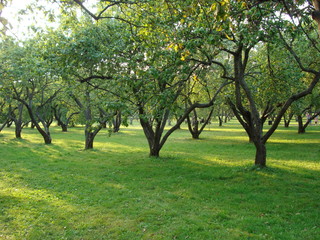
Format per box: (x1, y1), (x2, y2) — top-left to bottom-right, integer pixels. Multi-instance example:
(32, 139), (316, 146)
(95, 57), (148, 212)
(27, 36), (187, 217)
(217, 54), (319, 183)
(0, 121), (319, 239)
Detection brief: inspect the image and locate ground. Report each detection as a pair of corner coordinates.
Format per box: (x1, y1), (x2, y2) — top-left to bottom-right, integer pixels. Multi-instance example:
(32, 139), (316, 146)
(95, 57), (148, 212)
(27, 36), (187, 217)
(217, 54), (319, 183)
(0, 121), (319, 239)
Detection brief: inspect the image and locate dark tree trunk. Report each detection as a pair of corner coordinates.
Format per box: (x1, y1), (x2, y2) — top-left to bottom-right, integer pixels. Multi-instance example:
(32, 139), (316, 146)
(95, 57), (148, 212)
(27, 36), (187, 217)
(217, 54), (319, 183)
(55, 113), (68, 132)
(85, 132), (95, 149)
(15, 121), (23, 139)
(143, 126), (163, 157)
(191, 132), (200, 139)
(224, 114), (229, 123)
(283, 113), (294, 128)
(218, 116), (223, 126)
(298, 111), (320, 133)
(12, 108), (28, 139)
(61, 123), (68, 132)
(186, 107), (213, 139)
(297, 115), (306, 133)
(284, 119), (290, 128)
(43, 132), (52, 144)
(254, 140), (267, 167)
(228, 100), (254, 143)
(187, 114), (200, 139)
(53, 106), (67, 132)
(138, 107), (169, 157)
(143, 129), (162, 157)
(173, 115), (183, 129)
(24, 104), (52, 144)
(0, 120), (8, 132)
(149, 145), (161, 157)
(113, 111), (121, 133)
(84, 125), (102, 150)
(45, 116), (53, 129)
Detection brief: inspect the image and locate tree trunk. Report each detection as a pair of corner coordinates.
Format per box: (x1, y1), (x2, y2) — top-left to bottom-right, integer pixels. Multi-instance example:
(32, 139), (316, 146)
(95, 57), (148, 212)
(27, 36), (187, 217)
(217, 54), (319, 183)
(139, 111), (166, 157)
(254, 141), (267, 167)
(53, 106), (68, 132)
(143, 131), (162, 157)
(283, 113), (293, 128)
(144, 129), (162, 157)
(187, 115), (200, 139)
(84, 125), (102, 150)
(297, 115), (306, 133)
(85, 132), (94, 149)
(56, 115), (68, 132)
(113, 111), (121, 133)
(43, 133), (52, 144)
(15, 121), (23, 139)
(284, 120), (290, 128)
(149, 145), (161, 157)
(0, 120), (8, 132)
(13, 104), (24, 138)
(61, 123), (68, 132)
(218, 116), (223, 126)
(191, 131), (200, 139)
(224, 114), (229, 123)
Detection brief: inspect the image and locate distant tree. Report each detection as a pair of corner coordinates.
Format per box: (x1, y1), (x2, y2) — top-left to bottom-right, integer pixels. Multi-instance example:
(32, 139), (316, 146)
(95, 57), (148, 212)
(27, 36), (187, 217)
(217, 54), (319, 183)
(184, 67), (218, 139)
(48, 19), (125, 149)
(56, 1), (230, 156)
(295, 92), (320, 133)
(1, 38), (62, 144)
(172, 0), (320, 166)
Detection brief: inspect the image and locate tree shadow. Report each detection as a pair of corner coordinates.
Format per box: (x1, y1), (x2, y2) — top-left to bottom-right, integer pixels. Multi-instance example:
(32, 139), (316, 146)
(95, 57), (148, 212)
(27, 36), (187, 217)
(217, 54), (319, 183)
(0, 126), (319, 239)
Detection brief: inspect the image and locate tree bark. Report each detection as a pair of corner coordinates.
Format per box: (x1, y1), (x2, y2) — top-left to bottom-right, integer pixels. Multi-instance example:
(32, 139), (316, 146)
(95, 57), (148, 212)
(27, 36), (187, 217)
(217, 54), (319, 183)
(15, 121), (23, 138)
(186, 106), (213, 139)
(218, 116), (223, 126)
(297, 115), (306, 133)
(283, 113), (293, 128)
(53, 106), (68, 132)
(113, 111), (121, 133)
(149, 145), (161, 157)
(85, 131), (94, 149)
(254, 140), (267, 167)
(187, 114), (200, 139)
(0, 120), (8, 132)
(43, 132), (52, 144)
(26, 104), (52, 144)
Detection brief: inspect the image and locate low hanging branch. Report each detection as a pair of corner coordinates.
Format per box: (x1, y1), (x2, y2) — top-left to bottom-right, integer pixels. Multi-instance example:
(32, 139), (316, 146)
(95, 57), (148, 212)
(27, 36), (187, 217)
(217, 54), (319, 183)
(159, 79), (233, 149)
(78, 75), (113, 83)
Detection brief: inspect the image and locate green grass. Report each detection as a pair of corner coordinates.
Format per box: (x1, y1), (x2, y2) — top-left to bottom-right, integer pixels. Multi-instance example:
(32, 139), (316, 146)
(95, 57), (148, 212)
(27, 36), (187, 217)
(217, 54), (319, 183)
(0, 121), (319, 239)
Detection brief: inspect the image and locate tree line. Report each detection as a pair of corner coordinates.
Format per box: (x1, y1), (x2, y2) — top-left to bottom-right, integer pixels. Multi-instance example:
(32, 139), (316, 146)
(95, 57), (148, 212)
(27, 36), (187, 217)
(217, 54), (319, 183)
(0, 0), (319, 167)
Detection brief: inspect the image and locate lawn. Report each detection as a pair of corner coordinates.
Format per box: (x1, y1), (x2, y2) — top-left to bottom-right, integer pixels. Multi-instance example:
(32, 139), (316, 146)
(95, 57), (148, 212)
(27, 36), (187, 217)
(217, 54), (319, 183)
(0, 121), (319, 239)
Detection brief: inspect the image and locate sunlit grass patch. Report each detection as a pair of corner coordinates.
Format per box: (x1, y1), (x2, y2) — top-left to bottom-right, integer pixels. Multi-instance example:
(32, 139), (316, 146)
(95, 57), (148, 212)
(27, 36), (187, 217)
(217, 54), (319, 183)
(0, 122), (319, 239)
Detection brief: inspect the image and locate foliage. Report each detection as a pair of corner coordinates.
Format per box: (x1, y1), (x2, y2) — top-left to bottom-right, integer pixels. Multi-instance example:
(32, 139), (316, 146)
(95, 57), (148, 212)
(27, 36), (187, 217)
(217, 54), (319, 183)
(1, 0), (320, 161)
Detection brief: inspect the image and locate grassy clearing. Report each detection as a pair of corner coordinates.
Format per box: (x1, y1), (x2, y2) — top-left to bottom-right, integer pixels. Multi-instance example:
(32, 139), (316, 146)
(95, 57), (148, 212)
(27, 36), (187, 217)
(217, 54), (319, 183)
(0, 121), (319, 239)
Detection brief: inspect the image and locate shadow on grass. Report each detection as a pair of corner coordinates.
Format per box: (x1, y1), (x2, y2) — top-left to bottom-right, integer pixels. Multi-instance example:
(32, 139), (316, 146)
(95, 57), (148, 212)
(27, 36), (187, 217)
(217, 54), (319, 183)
(0, 125), (319, 239)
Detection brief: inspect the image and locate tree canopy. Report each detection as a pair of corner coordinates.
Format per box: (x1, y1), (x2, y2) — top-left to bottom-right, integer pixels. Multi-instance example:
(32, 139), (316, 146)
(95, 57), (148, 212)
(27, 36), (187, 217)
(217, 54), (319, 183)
(0, 0), (319, 167)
